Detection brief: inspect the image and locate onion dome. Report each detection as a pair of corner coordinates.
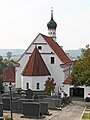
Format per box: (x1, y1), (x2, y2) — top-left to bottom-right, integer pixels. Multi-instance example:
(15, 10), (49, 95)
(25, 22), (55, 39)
(47, 9), (57, 29)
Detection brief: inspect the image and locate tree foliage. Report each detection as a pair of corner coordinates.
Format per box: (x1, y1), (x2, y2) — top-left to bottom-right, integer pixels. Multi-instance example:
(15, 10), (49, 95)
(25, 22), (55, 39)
(0, 56), (16, 74)
(0, 56), (3, 61)
(0, 57), (7, 74)
(3, 59), (16, 67)
(44, 77), (56, 95)
(6, 51), (12, 60)
(70, 45), (90, 86)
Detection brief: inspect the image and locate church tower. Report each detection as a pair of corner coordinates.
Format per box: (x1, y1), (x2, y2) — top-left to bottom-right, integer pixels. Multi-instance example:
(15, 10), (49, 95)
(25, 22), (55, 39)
(47, 8), (57, 41)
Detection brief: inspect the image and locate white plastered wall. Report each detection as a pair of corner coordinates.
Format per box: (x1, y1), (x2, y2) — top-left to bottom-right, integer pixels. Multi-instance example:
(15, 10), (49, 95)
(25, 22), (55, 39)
(16, 34), (66, 92)
(84, 86), (90, 99)
(21, 75), (50, 91)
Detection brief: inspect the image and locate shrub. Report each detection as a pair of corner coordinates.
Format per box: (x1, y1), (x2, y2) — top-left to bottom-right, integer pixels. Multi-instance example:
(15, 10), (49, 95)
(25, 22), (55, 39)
(4, 115), (11, 120)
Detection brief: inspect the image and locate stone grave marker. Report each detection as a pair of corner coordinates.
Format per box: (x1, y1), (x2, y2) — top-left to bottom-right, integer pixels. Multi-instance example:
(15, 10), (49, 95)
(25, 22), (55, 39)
(26, 89), (33, 99)
(23, 102), (40, 117)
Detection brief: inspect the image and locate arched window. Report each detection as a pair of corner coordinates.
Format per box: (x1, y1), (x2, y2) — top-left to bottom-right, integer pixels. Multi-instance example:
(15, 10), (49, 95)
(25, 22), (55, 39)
(37, 83), (40, 89)
(26, 83), (29, 89)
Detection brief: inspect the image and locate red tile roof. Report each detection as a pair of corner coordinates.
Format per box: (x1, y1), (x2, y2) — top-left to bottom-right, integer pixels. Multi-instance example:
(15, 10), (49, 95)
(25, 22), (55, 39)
(41, 34), (71, 64)
(63, 77), (70, 84)
(0, 66), (15, 82)
(22, 47), (51, 76)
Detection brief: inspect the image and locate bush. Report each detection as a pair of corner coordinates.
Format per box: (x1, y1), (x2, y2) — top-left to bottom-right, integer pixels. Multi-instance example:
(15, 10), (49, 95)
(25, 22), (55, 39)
(4, 115), (11, 120)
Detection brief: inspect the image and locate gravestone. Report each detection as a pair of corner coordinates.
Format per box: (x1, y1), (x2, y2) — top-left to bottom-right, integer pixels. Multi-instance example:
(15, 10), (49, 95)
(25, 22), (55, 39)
(17, 99), (33, 113)
(26, 89), (33, 99)
(2, 93), (9, 98)
(41, 98), (56, 109)
(2, 97), (10, 110)
(63, 97), (70, 104)
(55, 99), (62, 107)
(23, 102), (40, 117)
(41, 98), (62, 109)
(12, 100), (18, 112)
(39, 102), (49, 115)
(0, 102), (3, 117)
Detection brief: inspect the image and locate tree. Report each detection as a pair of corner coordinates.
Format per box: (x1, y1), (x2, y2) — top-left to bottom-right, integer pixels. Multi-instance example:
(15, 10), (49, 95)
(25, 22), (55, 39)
(0, 56), (3, 61)
(3, 59), (16, 67)
(44, 77), (56, 95)
(0, 57), (7, 74)
(70, 45), (90, 86)
(0, 57), (16, 74)
(6, 51), (12, 60)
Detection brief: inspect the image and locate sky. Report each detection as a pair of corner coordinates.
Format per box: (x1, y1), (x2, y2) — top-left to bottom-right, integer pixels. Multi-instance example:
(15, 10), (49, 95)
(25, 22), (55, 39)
(0, 0), (90, 50)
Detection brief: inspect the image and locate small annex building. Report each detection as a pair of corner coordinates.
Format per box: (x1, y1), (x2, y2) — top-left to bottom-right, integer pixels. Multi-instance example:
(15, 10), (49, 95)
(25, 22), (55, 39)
(0, 66), (15, 92)
(63, 77), (90, 99)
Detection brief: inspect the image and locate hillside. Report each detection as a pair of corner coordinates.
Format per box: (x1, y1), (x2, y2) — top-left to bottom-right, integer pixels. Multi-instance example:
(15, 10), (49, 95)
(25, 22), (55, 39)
(0, 49), (25, 60)
(65, 48), (82, 59)
(0, 48), (82, 60)
(0, 49), (25, 56)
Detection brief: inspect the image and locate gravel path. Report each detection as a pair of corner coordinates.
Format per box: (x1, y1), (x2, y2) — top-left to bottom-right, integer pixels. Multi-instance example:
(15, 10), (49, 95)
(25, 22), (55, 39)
(45, 101), (90, 120)
(45, 104), (84, 120)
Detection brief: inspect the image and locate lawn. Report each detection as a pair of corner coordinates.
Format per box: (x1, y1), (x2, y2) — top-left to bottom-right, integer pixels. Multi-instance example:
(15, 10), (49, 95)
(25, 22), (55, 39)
(82, 107), (90, 119)
(82, 113), (90, 119)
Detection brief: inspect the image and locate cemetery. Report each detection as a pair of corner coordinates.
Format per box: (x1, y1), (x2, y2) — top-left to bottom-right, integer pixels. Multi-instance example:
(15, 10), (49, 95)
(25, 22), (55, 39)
(0, 88), (71, 120)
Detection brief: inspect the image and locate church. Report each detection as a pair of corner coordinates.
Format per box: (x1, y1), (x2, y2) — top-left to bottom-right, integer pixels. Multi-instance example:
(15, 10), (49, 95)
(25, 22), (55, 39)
(15, 9), (72, 94)
(15, 10), (90, 99)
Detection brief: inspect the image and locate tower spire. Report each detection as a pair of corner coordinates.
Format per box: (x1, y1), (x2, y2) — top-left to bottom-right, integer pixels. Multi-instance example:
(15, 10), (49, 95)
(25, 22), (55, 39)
(51, 7), (53, 20)
(47, 8), (57, 41)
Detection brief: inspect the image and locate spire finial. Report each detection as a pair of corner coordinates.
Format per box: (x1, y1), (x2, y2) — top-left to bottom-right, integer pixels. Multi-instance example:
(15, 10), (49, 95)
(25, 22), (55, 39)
(51, 7), (53, 20)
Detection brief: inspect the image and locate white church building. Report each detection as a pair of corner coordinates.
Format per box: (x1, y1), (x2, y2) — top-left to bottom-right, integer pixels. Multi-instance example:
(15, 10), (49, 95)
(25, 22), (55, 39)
(15, 10), (90, 99)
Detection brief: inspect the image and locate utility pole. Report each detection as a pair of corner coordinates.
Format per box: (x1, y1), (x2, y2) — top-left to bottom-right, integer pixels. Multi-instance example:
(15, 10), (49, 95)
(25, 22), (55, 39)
(9, 82), (13, 120)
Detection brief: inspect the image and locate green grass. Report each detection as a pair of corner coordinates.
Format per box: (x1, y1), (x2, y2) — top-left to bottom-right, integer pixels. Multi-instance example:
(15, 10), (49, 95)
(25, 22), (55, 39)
(82, 113), (90, 119)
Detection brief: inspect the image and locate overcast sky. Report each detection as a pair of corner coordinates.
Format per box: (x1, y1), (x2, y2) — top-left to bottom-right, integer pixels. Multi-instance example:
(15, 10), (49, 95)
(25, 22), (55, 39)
(0, 0), (90, 50)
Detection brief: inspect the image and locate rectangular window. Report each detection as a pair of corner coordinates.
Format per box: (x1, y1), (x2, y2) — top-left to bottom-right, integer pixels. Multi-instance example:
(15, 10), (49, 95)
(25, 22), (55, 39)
(38, 46), (42, 50)
(37, 83), (40, 89)
(51, 57), (54, 64)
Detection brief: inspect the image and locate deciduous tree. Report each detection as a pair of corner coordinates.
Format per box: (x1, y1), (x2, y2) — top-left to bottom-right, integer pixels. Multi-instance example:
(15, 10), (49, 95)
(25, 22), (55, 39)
(70, 45), (90, 86)
(6, 51), (12, 60)
(44, 77), (56, 95)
